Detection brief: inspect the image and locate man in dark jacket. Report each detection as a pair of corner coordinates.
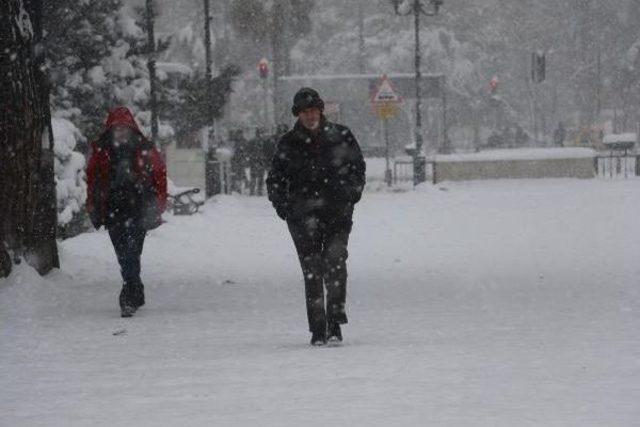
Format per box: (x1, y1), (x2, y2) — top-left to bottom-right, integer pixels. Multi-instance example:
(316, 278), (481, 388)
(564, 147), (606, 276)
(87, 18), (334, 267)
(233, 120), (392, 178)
(248, 127), (268, 196)
(87, 106), (167, 318)
(267, 88), (366, 346)
(263, 124), (287, 172)
(230, 129), (250, 193)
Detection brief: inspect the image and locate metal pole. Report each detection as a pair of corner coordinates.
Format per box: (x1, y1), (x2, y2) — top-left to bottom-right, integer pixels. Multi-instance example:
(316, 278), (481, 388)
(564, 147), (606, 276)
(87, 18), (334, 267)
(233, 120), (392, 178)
(146, 0), (159, 145)
(413, 0), (424, 185)
(270, 22), (280, 127)
(203, 0), (215, 139)
(441, 76), (449, 153)
(384, 118), (392, 186)
(262, 78), (268, 126)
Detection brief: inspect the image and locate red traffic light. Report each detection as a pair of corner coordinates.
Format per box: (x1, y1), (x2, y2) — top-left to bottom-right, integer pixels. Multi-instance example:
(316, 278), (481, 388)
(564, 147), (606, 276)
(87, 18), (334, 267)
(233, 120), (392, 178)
(489, 75), (499, 94)
(258, 58), (269, 79)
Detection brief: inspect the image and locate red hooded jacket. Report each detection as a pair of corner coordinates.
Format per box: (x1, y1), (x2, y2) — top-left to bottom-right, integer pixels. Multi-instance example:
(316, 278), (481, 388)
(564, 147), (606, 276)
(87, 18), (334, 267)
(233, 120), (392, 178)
(86, 107), (167, 229)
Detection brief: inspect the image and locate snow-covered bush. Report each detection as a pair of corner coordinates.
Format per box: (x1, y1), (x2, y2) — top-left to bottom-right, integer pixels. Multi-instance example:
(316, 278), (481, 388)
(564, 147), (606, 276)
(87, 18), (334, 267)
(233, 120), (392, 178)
(44, 0), (174, 145)
(52, 118), (87, 227)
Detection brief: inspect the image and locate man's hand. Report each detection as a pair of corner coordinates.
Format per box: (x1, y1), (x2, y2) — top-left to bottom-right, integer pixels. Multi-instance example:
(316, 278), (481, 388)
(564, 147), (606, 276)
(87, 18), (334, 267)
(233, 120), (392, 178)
(276, 205), (288, 221)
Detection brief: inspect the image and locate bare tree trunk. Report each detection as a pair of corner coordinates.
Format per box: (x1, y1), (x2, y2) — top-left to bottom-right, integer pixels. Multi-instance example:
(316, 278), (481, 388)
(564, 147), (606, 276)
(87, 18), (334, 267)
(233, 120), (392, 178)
(0, 0), (59, 277)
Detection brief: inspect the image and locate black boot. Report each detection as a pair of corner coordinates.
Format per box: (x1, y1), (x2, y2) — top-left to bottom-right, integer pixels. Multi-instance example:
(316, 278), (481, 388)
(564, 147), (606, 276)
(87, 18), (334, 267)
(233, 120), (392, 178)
(119, 285), (137, 318)
(132, 282), (145, 309)
(327, 323), (343, 343)
(310, 329), (327, 346)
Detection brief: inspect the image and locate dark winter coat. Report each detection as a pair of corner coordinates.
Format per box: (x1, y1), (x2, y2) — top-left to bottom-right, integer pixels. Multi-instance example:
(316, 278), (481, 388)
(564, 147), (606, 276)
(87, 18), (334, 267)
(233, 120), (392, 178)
(247, 136), (267, 170)
(86, 107), (167, 230)
(261, 135), (278, 169)
(230, 133), (250, 172)
(266, 117), (366, 223)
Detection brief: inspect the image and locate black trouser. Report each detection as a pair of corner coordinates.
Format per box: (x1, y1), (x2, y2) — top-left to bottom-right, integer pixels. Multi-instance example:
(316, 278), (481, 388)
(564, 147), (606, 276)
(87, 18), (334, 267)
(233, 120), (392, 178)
(287, 207), (352, 333)
(108, 224), (146, 288)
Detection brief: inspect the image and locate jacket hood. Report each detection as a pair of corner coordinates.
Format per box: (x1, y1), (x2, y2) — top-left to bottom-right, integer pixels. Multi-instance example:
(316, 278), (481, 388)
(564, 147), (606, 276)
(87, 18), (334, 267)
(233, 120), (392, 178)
(92, 107), (148, 150)
(104, 106), (143, 134)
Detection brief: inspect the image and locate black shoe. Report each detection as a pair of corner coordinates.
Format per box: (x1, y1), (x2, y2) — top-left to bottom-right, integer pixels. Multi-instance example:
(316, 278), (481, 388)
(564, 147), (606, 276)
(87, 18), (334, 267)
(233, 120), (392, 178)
(310, 330), (327, 346)
(327, 323), (343, 343)
(120, 304), (136, 318)
(132, 283), (145, 308)
(119, 286), (137, 317)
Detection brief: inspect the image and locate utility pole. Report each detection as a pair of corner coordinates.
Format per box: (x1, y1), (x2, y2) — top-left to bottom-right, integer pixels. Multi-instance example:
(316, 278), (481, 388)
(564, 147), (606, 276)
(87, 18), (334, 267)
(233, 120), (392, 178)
(145, 0), (159, 145)
(393, 0), (443, 185)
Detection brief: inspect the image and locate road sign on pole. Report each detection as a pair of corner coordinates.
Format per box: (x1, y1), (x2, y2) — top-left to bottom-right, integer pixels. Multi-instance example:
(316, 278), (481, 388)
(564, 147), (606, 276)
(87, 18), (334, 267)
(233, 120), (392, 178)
(371, 74), (403, 119)
(371, 74), (403, 186)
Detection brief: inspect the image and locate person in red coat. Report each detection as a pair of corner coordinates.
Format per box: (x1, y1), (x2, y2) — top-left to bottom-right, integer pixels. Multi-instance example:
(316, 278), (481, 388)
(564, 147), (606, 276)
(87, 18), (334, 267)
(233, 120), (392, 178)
(87, 106), (167, 317)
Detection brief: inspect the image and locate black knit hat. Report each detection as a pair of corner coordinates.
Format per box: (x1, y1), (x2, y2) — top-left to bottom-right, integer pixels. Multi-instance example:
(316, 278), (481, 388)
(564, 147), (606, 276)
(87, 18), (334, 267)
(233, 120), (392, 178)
(291, 87), (325, 116)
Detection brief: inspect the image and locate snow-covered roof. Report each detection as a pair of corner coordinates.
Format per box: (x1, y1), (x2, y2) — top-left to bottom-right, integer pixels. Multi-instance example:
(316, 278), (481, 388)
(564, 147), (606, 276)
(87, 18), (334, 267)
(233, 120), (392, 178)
(602, 133), (637, 145)
(435, 148), (597, 163)
(156, 62), (193, 76)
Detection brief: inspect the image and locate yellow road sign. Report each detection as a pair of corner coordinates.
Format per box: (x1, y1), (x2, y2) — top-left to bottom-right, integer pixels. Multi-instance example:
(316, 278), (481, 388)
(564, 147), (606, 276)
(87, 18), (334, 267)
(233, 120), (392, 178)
(371, 74), (402, 119)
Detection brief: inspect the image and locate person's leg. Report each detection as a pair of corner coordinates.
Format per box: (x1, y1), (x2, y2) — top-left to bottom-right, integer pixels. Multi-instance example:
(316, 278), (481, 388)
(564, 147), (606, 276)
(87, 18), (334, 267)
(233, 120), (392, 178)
(287, 217), (326, 334)
(130, 226), (146, 307)
(249, 167), (256, 196)
(322, 206), (354, 327)
(256, 167), (265, 196)
(322, 227), (350, 326)
(231, 165), (242, 193)
(108, 226), (129, 283)
(108, 225), (145, 306)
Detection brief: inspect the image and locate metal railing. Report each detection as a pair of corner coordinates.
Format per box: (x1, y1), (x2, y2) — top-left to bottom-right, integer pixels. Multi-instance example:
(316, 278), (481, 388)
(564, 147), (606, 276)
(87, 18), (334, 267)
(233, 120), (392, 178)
(393, 158), (435, 185)
(393, 160), (414, 184)
(595, 154), (639, 179)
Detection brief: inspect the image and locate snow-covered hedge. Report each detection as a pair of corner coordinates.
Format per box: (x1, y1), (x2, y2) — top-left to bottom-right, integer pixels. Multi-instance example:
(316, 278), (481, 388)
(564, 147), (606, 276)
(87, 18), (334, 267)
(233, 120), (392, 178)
(52, 118), (87, 226)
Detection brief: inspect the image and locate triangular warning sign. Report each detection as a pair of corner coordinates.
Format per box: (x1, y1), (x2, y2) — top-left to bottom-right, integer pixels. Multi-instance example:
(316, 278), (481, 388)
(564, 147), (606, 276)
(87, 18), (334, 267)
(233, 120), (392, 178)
(371, 74), (402, 104)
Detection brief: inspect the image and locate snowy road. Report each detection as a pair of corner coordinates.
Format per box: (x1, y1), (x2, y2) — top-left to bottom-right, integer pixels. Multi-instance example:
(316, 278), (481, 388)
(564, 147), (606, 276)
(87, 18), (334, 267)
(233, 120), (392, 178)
(2, 179), (640, 426)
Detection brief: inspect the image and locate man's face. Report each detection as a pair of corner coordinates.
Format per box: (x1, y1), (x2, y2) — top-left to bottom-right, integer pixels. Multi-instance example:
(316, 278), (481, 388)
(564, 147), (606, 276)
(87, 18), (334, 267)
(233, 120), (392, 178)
(298, 107), (322, 131)
(113, 126), (133, 147)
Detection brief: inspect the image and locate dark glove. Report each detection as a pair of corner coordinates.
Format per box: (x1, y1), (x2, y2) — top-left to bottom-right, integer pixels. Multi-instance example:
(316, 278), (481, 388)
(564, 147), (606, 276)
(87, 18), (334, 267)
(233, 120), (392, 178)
(275, 205), (288, 221)
(89, 210), (102, 230)
(332, 179), (363, 204)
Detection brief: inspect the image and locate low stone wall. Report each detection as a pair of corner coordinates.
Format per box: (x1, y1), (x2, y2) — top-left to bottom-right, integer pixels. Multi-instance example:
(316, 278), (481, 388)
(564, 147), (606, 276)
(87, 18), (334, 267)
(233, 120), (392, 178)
(433, 149), (596, 183)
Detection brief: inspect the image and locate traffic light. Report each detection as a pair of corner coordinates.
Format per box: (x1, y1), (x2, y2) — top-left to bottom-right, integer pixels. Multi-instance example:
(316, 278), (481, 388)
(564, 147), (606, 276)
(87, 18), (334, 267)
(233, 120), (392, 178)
(258, 58), (269, 79)
(489, 75), (499, 95)
(532, 52), (546, 83)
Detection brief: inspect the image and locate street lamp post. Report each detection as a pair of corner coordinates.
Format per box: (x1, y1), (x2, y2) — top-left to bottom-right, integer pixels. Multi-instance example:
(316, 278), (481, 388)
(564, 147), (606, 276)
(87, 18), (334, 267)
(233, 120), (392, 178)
(393, 0), (443, 185)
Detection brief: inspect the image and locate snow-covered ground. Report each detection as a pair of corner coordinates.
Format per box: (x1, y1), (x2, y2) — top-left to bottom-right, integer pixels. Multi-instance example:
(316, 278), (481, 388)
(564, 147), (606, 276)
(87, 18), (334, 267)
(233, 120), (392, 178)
(2, 179), (640, 426)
